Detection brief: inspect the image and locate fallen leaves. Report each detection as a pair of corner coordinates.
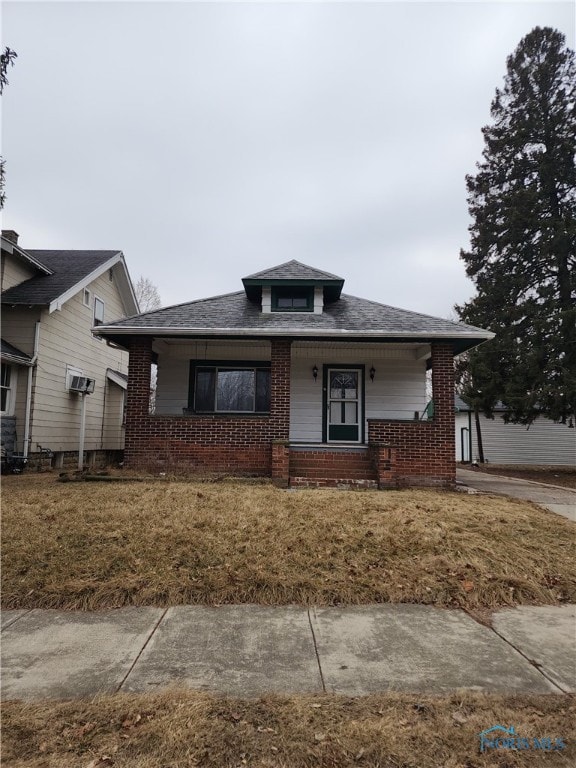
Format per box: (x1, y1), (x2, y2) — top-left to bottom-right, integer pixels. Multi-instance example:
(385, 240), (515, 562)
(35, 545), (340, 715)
(85, 757), (114, 768)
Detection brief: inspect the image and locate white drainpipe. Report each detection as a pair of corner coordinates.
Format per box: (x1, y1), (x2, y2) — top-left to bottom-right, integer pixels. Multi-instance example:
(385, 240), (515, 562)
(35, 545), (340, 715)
(78, 392), (87, 470)
(22, 321), (41, 458)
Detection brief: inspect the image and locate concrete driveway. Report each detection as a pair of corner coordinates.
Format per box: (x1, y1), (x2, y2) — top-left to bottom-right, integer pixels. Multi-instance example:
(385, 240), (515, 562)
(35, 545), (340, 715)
(457, 468), (576, 521)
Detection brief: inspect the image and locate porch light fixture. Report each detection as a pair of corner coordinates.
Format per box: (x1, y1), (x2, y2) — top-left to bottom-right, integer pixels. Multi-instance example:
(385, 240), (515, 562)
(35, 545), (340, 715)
(369, 366), (376, 381)
(312, 365), (318, 381)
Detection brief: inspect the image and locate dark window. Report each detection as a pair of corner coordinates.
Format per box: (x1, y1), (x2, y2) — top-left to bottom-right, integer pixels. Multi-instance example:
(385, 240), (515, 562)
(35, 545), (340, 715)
(1, 364), (11, 412)
(193, 365), (271, 413)
(272, 286), (313, 311)
(93, 297), (105, 326)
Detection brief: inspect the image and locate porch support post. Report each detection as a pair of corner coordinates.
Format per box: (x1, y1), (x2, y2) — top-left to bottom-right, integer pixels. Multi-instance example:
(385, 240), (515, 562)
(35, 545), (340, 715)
(430, 342), (456, 484)
(270, 339), (291, 485)
(124, 336), (153, 468)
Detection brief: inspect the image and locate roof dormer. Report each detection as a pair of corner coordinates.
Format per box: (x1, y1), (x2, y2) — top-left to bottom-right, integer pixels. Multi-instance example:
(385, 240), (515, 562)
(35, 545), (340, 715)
(241, 260), (344, 315)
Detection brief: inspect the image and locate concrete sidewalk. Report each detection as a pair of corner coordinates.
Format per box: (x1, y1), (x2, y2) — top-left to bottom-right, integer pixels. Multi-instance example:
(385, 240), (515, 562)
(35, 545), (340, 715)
(2, 604), (574, 701)
(456, 468), (576, 521)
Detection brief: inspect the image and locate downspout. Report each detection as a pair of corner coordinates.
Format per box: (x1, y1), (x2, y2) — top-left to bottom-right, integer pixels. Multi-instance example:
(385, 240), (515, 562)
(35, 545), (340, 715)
(100, 375), (108, 450)
(22, 320), (41, 458)
(78, 393), (87, 470)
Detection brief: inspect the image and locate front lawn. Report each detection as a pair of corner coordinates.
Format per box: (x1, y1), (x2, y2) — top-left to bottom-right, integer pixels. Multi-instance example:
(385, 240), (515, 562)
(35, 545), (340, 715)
(2, 475), (575, 611)
(2, 690), (574, 767)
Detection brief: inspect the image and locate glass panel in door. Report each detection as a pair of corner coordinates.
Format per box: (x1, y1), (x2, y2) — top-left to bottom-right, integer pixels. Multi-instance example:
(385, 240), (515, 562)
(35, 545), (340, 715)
(327, 369), (361, 442)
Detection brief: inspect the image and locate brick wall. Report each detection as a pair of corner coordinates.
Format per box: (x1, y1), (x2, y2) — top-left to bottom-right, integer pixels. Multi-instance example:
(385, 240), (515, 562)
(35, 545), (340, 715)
(368, 343), (455, 486)
(289, 444), (378, 488)
(270, 340), (291, 439)
(124, 338), (455, 484)
(124, 337), (292, 473)
(290, 447), (377, 482)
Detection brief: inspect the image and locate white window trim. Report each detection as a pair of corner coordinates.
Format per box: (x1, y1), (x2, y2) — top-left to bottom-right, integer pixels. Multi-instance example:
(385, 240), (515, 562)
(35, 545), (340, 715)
(83, 288), (92, 307)
(0, 364), (17, 416)
(93, 295), (105, 325)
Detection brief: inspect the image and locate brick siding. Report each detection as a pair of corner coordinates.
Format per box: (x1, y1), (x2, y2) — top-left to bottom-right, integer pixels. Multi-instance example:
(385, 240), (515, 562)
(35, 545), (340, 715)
(124, 337), (292, 473)
(368, 343), (455, 486)
(125, 338), (455, 486)
(290, 447), (377, 484)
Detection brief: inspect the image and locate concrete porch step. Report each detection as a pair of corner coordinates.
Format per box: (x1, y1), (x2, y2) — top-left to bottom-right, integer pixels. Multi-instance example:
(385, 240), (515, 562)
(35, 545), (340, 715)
(290, 476), (379, 489)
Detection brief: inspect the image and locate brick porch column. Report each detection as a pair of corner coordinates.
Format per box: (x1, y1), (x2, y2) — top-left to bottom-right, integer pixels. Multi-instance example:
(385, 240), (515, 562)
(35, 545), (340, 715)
(124, 336), (153, 467)
(270, 339), (291, 440)
(431, 342), (455, 484)
(270, 340), (291, 484)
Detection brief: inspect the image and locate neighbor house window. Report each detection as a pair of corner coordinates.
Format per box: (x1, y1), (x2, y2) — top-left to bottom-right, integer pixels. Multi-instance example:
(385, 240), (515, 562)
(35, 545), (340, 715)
(93, 297), (105, 326)
(1, 364), (12, 413)
(271, 286), (313, 311)
(83, 288), (91, 307)
(192, 364), (271, 413)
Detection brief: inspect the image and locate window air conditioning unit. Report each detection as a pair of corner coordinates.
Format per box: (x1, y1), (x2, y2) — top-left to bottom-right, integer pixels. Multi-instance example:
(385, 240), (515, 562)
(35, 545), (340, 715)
(69, 376), (96, 394)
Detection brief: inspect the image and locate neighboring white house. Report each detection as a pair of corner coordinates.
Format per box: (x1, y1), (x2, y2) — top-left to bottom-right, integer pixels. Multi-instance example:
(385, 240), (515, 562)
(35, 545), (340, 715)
(455, 396), (576, 466)
(1, 230), (139, 468)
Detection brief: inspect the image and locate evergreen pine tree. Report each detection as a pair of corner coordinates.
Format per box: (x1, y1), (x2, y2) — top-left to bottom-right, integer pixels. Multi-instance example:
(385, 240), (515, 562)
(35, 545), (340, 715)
(457, 27), (576, 425)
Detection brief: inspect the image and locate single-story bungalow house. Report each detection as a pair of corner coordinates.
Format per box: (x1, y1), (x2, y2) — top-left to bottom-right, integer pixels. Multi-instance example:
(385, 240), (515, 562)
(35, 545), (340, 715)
(455, 396), (576, 466)
(96, 261), (493, 487)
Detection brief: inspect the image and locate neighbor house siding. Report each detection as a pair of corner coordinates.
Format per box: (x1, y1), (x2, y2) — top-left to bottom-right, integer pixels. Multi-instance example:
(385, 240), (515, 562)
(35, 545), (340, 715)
(10, 365), (30, 453)
(1, 308), (41, 453)
(29, 271), (129, 452)
(470, 413), (576, 466)
(289, 343), (427, 443)
(1, 307), (41, 357)
(1, 252), (37, 292)
(102, 382), (125, 448)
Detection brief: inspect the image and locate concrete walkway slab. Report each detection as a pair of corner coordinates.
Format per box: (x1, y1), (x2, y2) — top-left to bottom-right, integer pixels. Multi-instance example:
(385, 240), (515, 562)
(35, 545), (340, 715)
(493, 606), (576, 693)
(457, 468), (576, 521)
(122, 605), (322, 697)
(1, 610), (30, 631)
(1, 607), (163, 700)
(310, 605), (559, 695)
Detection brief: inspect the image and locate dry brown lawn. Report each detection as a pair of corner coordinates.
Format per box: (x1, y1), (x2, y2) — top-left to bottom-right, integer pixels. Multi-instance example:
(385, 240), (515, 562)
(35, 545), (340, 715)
(2, 689), (574, 767)
(2, 474), (575, 611)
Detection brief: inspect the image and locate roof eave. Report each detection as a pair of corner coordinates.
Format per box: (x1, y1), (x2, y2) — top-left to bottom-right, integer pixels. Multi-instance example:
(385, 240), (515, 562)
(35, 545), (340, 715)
(1, 237), (53, 275)
(94, 325), (494, 355)
(47, 251), (138, 314)
(1, 351), (34, 366)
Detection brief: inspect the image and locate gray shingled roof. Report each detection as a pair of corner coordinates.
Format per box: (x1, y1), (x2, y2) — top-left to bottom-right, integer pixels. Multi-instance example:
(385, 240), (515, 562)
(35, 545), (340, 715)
(243, 260), (343, 281)
(1, 250), (120, 305)
(1, 338), (32, 363)
(454, 395), (507, 412)
(97, 290), (492, 354)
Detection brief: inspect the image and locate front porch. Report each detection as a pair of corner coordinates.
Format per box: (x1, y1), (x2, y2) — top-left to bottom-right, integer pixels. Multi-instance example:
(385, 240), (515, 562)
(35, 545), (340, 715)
(122, 338), (456, 488)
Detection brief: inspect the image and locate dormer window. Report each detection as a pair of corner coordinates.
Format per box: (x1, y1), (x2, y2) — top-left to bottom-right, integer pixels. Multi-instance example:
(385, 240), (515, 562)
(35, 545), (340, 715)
(272, 286), (313, 312)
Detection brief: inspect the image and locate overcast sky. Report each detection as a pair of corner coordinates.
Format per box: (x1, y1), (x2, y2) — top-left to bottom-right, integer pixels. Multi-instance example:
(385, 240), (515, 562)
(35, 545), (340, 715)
(2, 1), (574, 318)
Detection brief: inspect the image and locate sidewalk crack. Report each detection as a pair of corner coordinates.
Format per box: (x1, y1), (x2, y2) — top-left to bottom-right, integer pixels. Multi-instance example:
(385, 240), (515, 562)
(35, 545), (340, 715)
(1, 608), (33, 632)
(307, 607), (326, 694)
(116, 608), (169, 693)
(463, 609), (567, 694)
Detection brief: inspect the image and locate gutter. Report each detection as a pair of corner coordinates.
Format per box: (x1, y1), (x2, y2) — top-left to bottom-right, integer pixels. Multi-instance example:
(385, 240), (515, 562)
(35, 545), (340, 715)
(93, 326), (495, 340)
(22, 320), (41, 457)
